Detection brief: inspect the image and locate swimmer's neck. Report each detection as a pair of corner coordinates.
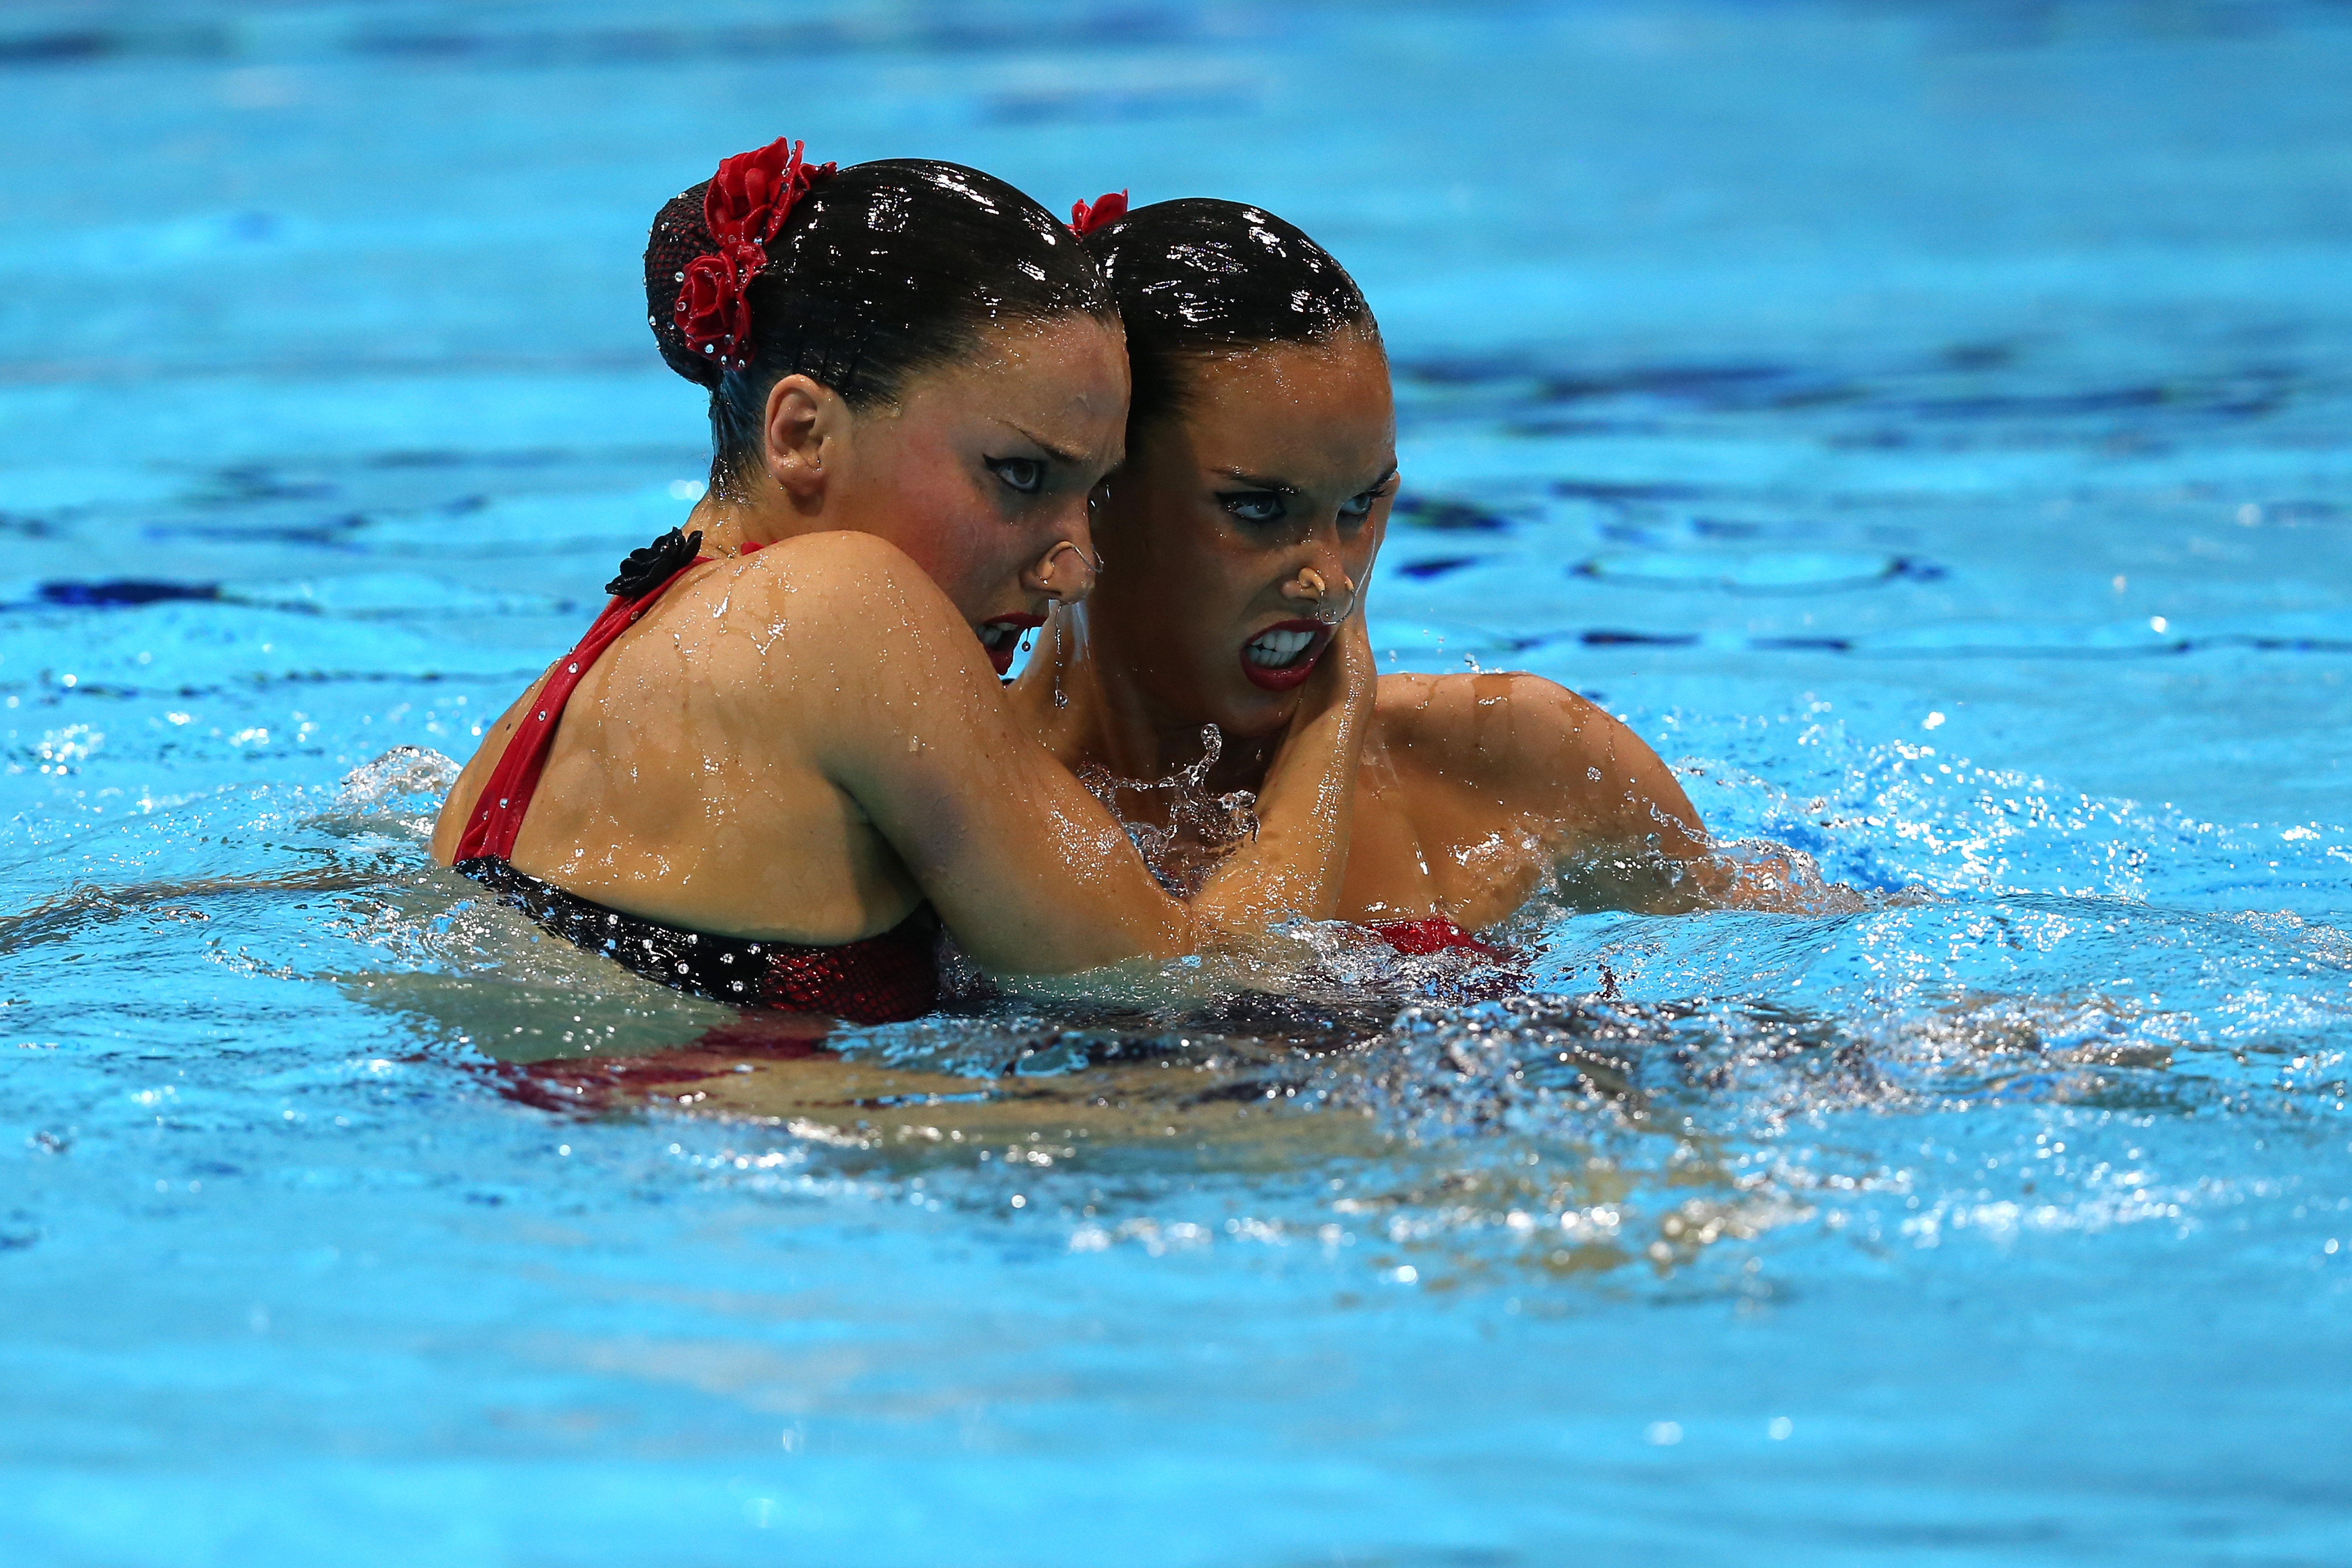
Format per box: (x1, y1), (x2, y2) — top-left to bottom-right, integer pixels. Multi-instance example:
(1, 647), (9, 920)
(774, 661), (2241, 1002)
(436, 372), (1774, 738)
(1013, 607), (1277, 793)
(678, 474), (830, 555)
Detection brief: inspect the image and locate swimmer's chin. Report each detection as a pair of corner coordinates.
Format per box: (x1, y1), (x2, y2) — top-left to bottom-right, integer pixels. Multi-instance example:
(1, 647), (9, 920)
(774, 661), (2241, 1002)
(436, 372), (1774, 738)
(1209, 691), (1308, 743)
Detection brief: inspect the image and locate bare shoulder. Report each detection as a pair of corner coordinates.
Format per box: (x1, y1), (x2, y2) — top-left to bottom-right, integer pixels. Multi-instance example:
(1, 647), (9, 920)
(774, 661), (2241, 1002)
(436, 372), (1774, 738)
(753, 527), (927, 578)
(678, 530), (1009, 764)
(672, 530), (977, 682)
(1372, 670), (1703, 841)
(718, 530), (953, 629)
(1374, 671), (1618, 772)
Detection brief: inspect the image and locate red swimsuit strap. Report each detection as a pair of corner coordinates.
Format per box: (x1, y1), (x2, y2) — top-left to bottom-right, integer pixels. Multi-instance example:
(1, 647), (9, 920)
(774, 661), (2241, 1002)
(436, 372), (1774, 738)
(453, 544), (759, 864)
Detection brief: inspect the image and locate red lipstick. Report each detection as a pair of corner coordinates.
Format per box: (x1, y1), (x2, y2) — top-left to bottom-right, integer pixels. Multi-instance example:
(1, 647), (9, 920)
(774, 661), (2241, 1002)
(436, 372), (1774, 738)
(978, 614), (1045, 676)
(1239, 618), (1335, 693)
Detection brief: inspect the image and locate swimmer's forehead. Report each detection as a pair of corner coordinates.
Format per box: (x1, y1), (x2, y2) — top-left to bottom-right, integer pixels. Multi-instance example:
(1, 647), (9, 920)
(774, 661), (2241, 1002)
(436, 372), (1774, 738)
(1176, 335), (1394, 491)
(907, 315), (1127, 468)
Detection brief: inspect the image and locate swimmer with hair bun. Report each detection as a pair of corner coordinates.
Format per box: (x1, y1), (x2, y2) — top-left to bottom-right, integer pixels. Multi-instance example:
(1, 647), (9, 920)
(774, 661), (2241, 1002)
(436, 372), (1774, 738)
(432, 146), (1377, 1022)
(1014, 196), (1788, 946)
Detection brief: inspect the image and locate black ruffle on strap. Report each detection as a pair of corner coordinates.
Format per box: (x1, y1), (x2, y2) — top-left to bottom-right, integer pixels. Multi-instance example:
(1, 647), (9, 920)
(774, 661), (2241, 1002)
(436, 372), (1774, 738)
(606, 528), (703, 598)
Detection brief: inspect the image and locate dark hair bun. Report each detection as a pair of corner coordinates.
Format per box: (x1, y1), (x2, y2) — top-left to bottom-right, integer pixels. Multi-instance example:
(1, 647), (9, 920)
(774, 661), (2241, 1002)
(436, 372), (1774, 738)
(645, 181), (723, 390)
(642, 157), (1114, 482)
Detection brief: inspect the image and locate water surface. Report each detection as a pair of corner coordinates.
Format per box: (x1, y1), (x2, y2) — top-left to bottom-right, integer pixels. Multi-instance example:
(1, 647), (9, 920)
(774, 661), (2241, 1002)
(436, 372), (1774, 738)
(5, 2), (2352, 1563)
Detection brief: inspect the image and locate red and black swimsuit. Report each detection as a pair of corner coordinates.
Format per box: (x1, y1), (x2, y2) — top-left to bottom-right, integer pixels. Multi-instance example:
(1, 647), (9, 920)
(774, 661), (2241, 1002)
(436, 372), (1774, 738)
(454, 531), (1502, 1024)
(452, 538), (939, 1026)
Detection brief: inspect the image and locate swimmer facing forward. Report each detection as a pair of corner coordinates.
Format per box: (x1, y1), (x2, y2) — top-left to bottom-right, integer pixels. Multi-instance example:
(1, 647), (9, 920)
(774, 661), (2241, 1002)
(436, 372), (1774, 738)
(431, 144), (1376, 1024)
(1013, 197), (1792, 937)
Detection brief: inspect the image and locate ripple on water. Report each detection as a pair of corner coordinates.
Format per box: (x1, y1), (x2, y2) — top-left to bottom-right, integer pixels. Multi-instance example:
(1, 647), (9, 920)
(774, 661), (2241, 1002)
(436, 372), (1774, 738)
(8, 738), (2342, 1307)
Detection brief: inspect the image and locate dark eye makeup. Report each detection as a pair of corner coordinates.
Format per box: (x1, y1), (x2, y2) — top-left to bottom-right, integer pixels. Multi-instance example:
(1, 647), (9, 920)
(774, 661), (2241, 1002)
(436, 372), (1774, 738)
(988, 456), (1047, 495)
(1219, 490), (1288, 524)
(1220, 471), (1394, 528)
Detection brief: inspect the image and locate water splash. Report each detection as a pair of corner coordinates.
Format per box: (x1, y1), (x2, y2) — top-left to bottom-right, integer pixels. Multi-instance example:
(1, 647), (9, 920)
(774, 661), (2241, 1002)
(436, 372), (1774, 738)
(1075, 724), (1261, 895)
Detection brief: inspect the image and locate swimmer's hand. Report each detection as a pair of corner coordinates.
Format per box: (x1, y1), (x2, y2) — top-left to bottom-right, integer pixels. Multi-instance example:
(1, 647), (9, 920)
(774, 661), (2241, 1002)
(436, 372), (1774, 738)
(1189, 594), (1375, 941)
(1550, 833), (1871, 916)
(1291, 591), (1378, 732)
(1674, 837), (1873, 915)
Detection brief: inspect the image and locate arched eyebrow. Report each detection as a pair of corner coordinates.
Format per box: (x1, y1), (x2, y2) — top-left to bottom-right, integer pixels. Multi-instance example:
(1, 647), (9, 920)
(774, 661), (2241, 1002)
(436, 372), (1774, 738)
(1212, 467), (1299, 495)
(1214, 464), (1399, 494)
(993, 419), (1085, 465)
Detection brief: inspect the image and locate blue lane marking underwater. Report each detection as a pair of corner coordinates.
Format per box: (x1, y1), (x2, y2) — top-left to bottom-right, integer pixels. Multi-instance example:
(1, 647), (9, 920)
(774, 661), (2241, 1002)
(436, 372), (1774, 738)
(4, 2), (2352, 1563)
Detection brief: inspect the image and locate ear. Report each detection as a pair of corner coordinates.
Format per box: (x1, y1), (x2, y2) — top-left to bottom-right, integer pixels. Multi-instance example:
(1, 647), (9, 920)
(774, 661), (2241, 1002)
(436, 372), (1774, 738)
(762, 375), (848, 509)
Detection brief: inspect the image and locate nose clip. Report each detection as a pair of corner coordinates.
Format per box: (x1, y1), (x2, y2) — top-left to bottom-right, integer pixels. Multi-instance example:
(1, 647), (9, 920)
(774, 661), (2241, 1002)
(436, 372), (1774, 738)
(1281, 565), (1355, 617)
(1035, 539), (1100, 603)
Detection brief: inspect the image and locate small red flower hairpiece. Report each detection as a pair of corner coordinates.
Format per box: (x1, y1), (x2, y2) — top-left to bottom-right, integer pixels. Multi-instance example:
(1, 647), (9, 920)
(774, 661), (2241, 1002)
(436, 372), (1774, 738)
(1068, 189), (1129, 237)
(673, 137), (838, 371)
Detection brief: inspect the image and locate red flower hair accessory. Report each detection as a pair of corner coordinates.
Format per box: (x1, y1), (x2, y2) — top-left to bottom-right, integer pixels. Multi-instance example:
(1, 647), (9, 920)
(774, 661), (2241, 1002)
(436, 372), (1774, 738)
(1068, 189), (1129, 237)
(673, 137), (838, 370)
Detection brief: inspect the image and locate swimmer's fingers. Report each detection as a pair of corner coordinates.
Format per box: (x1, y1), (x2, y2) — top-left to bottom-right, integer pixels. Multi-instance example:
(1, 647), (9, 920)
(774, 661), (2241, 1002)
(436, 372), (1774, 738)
(1281, 607), (1375, 741)
(1295, 568), (1375, 713)
(1702, 849), (1872, 916)
(1198, 592), (1376, 932)
(1333, 602), (1377, 715)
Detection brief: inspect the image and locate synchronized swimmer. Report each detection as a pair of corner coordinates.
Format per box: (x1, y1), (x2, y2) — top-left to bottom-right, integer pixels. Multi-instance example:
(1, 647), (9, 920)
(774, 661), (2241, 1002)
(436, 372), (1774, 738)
(430, 135), (1758, 1026)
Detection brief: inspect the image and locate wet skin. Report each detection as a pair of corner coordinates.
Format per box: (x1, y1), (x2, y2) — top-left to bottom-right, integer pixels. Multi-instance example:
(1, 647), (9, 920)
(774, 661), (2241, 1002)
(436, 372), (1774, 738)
(1011, 328), (1715, 930)
(432, 314), (1377, 972)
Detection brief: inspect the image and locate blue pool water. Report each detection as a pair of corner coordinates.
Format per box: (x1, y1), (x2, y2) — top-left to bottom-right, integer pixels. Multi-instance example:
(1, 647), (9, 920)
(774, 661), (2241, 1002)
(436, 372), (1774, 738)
(6, 2), (2352, 1562)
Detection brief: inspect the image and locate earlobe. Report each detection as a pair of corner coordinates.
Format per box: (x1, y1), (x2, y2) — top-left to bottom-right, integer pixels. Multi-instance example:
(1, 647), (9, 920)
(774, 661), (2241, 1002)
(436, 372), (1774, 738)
(764, 375), (837, 505)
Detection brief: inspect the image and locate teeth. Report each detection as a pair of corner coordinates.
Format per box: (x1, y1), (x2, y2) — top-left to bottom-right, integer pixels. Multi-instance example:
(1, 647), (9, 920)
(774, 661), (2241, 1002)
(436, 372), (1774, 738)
(1245, 627), (1316, 666)
(980, 622), (1020, 650)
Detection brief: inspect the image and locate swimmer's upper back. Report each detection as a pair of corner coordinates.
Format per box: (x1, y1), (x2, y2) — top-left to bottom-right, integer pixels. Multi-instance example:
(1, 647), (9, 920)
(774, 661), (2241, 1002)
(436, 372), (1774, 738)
(435, 531), (965, 945)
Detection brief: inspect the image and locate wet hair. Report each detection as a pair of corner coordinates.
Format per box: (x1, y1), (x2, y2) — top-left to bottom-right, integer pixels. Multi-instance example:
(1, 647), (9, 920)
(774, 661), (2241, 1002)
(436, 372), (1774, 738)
(1080, 198), (1377, 430)
(645, 159), (1116, 487)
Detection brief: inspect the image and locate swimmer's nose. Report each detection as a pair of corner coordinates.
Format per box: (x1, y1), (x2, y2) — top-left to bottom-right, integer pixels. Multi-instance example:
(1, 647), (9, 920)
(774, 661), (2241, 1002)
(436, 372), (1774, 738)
(1025, 537), (1099, 605)
(1279, 560), (1358, 621)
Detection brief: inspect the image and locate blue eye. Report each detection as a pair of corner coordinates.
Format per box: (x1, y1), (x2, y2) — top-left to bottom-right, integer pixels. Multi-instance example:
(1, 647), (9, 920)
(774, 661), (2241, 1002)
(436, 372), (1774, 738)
(1339, 491), (1377, 520)
(1222, 492), (1285, 524)
(990, 457), (1045, 494)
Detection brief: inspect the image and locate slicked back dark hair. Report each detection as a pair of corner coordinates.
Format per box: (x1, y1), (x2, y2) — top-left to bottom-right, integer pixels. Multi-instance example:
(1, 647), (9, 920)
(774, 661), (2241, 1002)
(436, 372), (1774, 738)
(1080, 197), (1377, 431)
(645, 159), (1117, 487)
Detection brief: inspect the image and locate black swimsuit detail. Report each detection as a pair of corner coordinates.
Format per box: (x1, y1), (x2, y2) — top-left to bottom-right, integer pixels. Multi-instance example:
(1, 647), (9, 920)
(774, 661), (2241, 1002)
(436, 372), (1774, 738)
(453, 532), (941, 1026)
(465, 861), (940, 1022)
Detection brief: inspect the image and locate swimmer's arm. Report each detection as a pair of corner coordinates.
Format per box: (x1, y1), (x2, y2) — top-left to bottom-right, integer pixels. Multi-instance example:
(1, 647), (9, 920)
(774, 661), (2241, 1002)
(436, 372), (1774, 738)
(1387, 673), (1712, 913)
(1400, 674), (1848, 914)
(1190, 605), (1375, 934)
(783, 536), (1363, 973)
